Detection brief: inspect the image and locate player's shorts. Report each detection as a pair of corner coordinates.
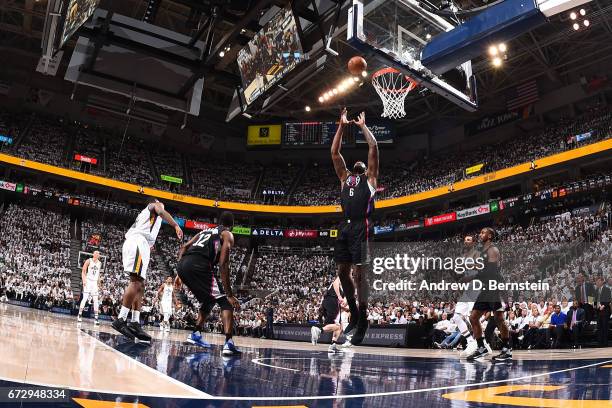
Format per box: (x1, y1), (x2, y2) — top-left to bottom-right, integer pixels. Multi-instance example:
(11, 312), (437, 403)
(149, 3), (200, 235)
(322, 296), (341, 325)
(454, 301), (474, 316)
(83, 282), (99, 296)
(334, 219), (371, 265)
(122, 234), (151, 280)
(161, 300), (172, 315)
(177, 254), (232, 314)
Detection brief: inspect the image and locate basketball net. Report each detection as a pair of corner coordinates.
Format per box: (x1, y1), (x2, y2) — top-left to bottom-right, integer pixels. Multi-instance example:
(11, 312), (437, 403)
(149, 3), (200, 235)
(372, 67), (418, 119)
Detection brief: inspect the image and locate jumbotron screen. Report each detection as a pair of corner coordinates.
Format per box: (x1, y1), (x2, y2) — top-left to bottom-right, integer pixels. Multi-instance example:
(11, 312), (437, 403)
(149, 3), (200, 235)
(237, 7), (304, 105)
(60, 0), (100, 48)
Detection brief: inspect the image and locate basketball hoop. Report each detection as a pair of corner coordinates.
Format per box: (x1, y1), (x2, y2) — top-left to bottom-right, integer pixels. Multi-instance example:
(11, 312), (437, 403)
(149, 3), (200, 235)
(371, 67), (418, 119)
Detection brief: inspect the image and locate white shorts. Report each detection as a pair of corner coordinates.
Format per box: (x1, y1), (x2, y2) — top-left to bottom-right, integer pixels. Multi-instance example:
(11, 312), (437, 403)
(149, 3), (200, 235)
(122, 234), (151, 280)
(83, 282), (99, 296)
(161, 301), (172, 315)
(454, 301), (475, 316)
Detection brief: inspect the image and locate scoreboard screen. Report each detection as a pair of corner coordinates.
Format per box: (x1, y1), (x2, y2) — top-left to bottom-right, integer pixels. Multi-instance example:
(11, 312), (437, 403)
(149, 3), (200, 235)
(283, 121), (394, 147)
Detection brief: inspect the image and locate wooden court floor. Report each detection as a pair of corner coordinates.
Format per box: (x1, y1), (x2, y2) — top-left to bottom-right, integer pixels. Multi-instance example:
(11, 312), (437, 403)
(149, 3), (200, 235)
(1, 303), (611, 408)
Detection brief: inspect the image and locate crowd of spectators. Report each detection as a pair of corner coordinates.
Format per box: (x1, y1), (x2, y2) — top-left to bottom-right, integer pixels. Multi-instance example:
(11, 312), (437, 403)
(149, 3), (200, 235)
(0, 205), (73, 309)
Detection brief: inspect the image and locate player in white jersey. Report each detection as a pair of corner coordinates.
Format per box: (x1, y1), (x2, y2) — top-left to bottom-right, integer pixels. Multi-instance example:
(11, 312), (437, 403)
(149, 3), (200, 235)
(112, 198), (183, 342)
(157, 276), (179, 332)
(78, 251), (102, 325)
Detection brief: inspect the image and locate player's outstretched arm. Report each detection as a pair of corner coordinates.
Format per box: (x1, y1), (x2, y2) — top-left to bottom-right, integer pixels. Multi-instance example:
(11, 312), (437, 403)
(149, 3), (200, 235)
(219, 230), (240, 310)
(157, 284), (164, 300)
(177, 232), (200, 260)
(151, 201), (183, 240)
(331, 108), (350, 183)
(355, 111), (379, 186)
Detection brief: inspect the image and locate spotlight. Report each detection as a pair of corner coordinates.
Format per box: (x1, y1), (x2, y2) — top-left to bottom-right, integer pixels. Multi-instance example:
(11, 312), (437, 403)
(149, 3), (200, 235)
(492, 57), (502, 67)
(488, 45), (498, 56)
(573, 23), (580, 30)
(353, 76), (359, 82)
(323, 94), (329, 101)
(305, 105), (311, 112)
(426, 33), (432, 40)
(338, 84), (346, 92)
(579, 8), (586, 16)
(318, 96), (324, 103)
(570, 12), (577, 20)
(361, 71), (367, 77)
(332, 88), (338, 95)
(583, 19), (590, 27)
(498, 43), (507, 53)
(219, 51), (225, 57)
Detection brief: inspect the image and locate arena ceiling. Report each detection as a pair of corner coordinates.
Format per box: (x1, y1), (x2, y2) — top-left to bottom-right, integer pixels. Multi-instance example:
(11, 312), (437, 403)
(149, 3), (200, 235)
(1, 0), (612, 133)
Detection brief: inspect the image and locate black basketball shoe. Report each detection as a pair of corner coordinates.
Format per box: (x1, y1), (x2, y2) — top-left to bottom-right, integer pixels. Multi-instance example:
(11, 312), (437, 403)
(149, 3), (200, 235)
(127, 321), (152, 343)
(112, 318), (135, 340)
(465, 346), (489, 361)
(491, 348), (513, 363)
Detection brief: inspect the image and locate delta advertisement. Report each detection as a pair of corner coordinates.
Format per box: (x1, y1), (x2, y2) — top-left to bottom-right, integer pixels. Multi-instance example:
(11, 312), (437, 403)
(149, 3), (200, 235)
(0, 134), (13, 144)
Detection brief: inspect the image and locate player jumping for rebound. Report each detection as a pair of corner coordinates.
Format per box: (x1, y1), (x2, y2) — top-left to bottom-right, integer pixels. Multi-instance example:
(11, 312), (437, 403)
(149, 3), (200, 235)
(158, 276), (179, 333)
(331, 108), (378, 346)
(77, 250), (102, 325)
(466, 227), (512, 362)
(174, 211), (242, 356)
(112, 198), (183, 342)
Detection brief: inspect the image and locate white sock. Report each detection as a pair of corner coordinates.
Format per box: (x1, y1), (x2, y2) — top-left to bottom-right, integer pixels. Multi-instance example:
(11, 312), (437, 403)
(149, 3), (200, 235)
(132, 310), (140, 323)
(119, 306), (130, 320)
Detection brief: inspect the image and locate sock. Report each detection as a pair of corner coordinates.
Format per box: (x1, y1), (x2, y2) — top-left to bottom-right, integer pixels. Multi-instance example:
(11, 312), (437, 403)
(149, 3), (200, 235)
(119, 306), (130, 320)
(94, 314), (98, 320)
(332, 340), (337, 344)
(132, 310), (140, 323)
(477, 337), (484, 348)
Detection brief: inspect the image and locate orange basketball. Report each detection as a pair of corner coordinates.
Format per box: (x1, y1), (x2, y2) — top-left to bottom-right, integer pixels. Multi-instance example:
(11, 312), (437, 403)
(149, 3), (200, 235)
(348, 56), (367, 75)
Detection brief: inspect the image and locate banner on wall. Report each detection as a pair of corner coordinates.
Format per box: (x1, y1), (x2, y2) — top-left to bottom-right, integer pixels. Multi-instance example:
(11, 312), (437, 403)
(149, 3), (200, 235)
(247, 124), (282, 146)
(74, 154), (98, 165)
(456, 204), (490, 220)
(251, 228), (284, 237)
(0, 181), (16, 191)
(0, 135), (13, 144)
(464, 110), (519, 136)
(160, 175), (183, 184)
(284, 229), (318, 238)
(185, 220), (215, 230)
(395, 220), (422, 231)
(424, 212), (456, 227)
(465, 163), (484, 175)
(232, 226), (252, 235)
(374, 225), (394, 234)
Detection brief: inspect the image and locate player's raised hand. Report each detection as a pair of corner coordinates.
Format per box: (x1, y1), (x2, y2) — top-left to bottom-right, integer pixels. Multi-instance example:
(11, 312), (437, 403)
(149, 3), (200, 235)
(355, 111), (366, 127)
(175, 225), (183, 240)
(340, 107), (350, 125)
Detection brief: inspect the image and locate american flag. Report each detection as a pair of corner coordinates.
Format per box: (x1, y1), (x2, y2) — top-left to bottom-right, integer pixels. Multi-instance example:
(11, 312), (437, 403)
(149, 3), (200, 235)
(506, 80), (539, 111)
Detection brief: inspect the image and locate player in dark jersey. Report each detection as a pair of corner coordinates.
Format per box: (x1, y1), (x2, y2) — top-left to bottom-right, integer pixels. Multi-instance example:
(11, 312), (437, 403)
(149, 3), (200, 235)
(174, 211), (241, 356)
(311, 276), (349, 353)
(331, 108), (378, 346)
(466, 227), (512, 362)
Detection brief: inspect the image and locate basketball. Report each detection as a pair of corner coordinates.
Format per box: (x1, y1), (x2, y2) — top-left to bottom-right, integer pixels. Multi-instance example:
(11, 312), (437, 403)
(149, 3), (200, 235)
(348, 56), (367, 75)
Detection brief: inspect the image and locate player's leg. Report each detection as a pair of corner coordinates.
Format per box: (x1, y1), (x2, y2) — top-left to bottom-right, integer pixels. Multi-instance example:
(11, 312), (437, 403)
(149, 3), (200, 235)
(466, 308), (488, 360)
(178, 255), (214, 349)
(491, 309), (513, 362)
(219, 297), (241, 356)
(92, 293), (99, 325)
(334, 225), (359, 334)
(349, 230), (370, 345)
(77, 291), (90, 322)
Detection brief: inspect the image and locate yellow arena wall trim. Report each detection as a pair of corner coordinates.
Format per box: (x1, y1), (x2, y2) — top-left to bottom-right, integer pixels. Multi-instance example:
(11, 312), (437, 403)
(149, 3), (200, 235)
(1, 137), (611, 214)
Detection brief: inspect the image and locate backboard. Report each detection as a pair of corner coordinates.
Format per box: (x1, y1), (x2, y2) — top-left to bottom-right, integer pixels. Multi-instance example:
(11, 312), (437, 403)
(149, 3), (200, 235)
(347, 0), (478, 112)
